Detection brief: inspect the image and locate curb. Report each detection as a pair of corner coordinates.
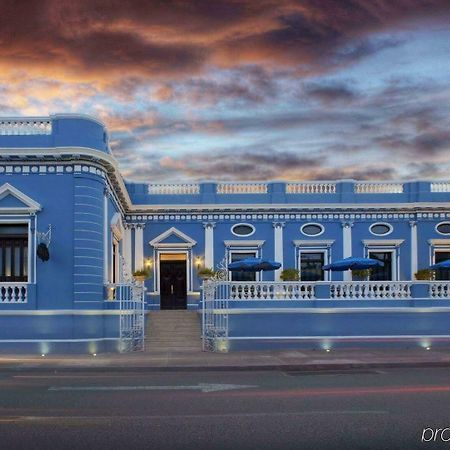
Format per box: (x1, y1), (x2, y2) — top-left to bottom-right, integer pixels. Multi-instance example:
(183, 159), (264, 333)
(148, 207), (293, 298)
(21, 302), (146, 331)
(2, 360), (450, 373)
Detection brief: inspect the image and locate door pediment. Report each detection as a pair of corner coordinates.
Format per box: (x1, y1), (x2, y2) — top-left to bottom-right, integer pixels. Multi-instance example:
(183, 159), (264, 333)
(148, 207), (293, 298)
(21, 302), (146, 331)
(150, 227), (196, 248)
(0, 183), (41, 213)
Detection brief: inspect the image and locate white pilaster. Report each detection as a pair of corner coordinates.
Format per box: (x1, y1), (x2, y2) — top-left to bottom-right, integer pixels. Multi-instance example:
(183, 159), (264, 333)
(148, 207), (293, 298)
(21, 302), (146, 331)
(123, 224), (132, 278)
(410, 221), (418, 280)
(273, 222), (285, 281)
(342, 221), (353, 281)
(203, 222), (215, 269)
(103, 189), (109, 283)
(134, 224), (144, 271)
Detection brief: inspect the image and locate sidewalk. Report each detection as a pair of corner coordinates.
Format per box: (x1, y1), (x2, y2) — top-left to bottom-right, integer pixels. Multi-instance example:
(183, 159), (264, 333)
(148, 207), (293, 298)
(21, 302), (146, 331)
(2, 347), (450, 372)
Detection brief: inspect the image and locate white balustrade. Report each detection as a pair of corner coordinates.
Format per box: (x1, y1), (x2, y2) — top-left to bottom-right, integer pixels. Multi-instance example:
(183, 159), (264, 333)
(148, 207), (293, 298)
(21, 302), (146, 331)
(214, 282), (315, 300)
(148, 184), (200, 195)
(355, 183), (404, 194)
(330, 282), (411, 299)
(430, 182), (450, 193)
(216, 183), (268, 194)
(0, 283), (27, 303)
(429, 283), (450, 299)
(286, 182), (336, 194)
(0, 119), (52, 135)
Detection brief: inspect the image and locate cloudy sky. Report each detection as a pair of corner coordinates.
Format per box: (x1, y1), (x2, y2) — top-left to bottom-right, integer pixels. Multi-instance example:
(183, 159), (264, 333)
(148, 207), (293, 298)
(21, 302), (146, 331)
(1, 0), (449, 182)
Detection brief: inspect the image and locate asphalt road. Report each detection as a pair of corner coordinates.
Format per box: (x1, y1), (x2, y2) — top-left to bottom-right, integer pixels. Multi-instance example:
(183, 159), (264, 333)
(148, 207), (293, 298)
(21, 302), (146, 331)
(1, 366), (450, 449)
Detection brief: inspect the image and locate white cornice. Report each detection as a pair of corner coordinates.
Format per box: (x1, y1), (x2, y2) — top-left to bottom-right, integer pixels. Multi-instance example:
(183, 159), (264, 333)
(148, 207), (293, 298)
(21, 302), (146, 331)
(224, 240), (265, 247)
(293, 240), (335, 247)
(0, 182), (41, 213)
(362, 239), (404, 246)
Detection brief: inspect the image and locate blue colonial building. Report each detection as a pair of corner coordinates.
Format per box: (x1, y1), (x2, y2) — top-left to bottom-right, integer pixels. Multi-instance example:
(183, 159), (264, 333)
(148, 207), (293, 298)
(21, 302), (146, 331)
(0, 114), (449, 353)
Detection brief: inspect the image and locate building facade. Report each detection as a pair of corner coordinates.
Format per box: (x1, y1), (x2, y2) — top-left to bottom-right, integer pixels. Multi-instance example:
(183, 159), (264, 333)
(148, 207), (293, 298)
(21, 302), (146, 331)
(0, 115), (449, 353)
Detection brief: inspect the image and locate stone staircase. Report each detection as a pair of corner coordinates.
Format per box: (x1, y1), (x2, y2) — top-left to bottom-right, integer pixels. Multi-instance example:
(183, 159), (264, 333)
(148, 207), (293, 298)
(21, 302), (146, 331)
(145, 310), (202, 352)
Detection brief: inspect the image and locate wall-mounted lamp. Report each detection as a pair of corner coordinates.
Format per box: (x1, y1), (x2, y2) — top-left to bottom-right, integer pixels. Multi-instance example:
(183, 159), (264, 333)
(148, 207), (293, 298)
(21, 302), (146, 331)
(145, 257), (153, 268)
(195, 256), (203, 269)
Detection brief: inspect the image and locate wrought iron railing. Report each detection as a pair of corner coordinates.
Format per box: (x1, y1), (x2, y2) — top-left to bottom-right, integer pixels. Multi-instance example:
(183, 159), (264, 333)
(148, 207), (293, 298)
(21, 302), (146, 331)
(106, 282), (145, 352)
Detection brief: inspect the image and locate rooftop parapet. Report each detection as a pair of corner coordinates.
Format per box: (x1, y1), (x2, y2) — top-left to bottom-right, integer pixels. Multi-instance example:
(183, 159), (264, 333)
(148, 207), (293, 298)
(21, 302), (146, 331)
(0, 114), (110, 154)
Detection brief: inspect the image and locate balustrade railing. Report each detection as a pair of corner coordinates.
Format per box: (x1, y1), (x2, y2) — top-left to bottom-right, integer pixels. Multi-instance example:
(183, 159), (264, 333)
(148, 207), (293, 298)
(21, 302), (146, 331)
(216, 183), (268, 194)
(355, 182), (404, 194)
(148, 184), (200, 195)
(286, 182), (336, 194)
(0, 283), (27, 303)
(429, 282), (450, 299)
(226, 282), (315, 300)
(430, 182), (450, 193)
(330, 282), (411, 299)
(0, 119), (52, 135)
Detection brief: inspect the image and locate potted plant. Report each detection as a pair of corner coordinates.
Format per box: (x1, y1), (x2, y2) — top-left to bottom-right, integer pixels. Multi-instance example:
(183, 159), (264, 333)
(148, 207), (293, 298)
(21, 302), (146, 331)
(415, 269), (434, 281)
(197, 267), (216, 280)
(133, 268), (151, 282)
(280, 268), (300, 281)
(351, 269), (371, 281)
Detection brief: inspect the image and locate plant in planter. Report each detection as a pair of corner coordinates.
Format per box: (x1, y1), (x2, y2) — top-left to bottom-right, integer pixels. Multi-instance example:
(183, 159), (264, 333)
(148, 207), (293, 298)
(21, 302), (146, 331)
(280, 268), (300, 281)
(415, 268), (434, 281)
(132, 268), (151, 282)
(197, 267), (216, 280)
(351, 269), (371, 281)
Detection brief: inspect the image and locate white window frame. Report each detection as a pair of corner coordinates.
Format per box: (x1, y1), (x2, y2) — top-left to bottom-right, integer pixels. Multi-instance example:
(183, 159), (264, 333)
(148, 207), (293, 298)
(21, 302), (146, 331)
(228, 249), (260, 282)
(297, 248), (329, 282)
(231, 223), (255, 237)
(436, 222), (450, 236)
(366, 248), (398, 281)
(0, 217), (34, 284)
(369, 222), (393, 237)
(153, 249), (193, 294)
(300, 223), (324, 237)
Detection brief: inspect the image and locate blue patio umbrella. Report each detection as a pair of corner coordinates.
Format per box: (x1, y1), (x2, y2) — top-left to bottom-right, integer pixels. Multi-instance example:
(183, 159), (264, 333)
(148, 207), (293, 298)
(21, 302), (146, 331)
(228, 258), (281, 272)
(322, 257), (384, 271)
(430, 259), (450, 269)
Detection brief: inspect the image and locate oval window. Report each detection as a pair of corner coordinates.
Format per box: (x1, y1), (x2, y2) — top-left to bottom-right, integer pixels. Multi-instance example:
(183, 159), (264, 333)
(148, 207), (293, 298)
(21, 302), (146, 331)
(370, 223), (392, 236)
(301, 223), (324, 236)
(436, 222), (450, 235)
(231, 223), (255, 237)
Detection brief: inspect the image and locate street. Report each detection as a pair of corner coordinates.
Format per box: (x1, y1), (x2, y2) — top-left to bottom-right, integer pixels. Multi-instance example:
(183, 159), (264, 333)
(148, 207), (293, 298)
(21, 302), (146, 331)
(1, 367), (450, 449)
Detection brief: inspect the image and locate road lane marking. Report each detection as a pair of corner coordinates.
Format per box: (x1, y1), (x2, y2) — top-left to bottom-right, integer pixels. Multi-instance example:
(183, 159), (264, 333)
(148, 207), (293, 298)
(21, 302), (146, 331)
(48, 383), (258, 393)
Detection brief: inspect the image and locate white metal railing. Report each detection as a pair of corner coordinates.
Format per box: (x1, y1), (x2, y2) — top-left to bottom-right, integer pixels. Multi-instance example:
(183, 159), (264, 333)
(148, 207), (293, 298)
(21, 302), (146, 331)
(355, 182), (404, 194)
(429, 283), (450, 299)
(0, 283), (27, 303)
(330, 282), (412, 299)
(0, 119), (52, 135)
(148, 184), (200, 195)
(286, 182), (336, 194)
(430, 182), (450, 193)
(202, 281), (229, 352)
(106, 282), (145, 352)
(216, 183), (268, 194)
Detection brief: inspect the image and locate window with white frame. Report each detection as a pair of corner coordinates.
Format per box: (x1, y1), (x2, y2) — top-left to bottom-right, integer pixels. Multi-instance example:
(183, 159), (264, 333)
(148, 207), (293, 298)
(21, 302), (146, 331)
(0, 224), (28, 282)
(368, 250), (395, 281)
(434, 250), (450, 280)
(229, 251), (258, 282)
(299, 250), (326, 281)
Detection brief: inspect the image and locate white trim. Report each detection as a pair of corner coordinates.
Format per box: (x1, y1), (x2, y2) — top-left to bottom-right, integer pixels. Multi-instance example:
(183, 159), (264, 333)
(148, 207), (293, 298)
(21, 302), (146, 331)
(0, 183), (41, 213)
(362, 239), (404, 246)
(428, 239), (450, 246)
(300, 222), (324, 237)
(297, 248), (329, 282)
(436, 222), (450, 236)
(366, 248), (398, 281)
(342, 223), (352, 281)
(293, 240), (334, 247)
(231, 223), (255, 237)
(228, 249), (260, 282)
(369, 222), (393, 236)
(273, 224), (283, 281)
(149, 226), (197, 248)
(410, 222), (418, 279)
(224, 240), (265, 247)
(155, 249), (191, 295)
(110, 212), (124, 240)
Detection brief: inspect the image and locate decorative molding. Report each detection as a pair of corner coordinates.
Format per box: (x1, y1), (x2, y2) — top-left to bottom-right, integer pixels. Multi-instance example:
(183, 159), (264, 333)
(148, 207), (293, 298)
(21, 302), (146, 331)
(362, 239), (404, 247)
(428, 239), (450, 246)
(149, 226), (197, 248)
(293, 240), (335, 248)
(0, 182), (41, 213)
(110, 212), (124, 240)
(224, 240), (265, 248)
